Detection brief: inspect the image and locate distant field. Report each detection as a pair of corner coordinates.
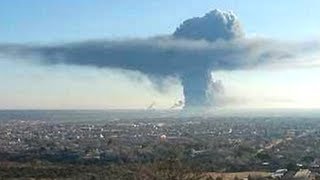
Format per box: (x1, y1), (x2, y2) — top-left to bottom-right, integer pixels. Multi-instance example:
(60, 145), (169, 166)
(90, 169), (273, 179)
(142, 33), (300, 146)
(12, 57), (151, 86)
(204, 171), (271, 180)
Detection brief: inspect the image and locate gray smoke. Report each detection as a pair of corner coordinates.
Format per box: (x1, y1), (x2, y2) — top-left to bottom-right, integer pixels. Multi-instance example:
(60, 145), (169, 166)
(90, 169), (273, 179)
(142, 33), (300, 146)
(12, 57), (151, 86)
(173, 9), (243, 107)
(0, 9), (318, 109)
(147, 102), (156, 110)
(207, 78), (225, 106)
(174, 9), (243, 41)
(170, 100), (184, 109)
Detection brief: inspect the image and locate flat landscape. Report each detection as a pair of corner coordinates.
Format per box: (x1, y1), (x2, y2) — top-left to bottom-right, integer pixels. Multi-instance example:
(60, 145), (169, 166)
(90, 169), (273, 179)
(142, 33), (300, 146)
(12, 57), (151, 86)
(0, 110), (320, 179)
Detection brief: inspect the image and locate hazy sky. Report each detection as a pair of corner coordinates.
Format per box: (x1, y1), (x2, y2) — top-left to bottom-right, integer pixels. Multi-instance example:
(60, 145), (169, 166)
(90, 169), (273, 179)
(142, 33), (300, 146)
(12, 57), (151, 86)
(0, 0), (320, 109)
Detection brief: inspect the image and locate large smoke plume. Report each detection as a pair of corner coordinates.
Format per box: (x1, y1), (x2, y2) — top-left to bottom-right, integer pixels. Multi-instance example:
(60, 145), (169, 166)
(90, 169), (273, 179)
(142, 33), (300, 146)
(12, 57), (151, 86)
(173, 9), (242, 107)
(0, 9), (318, 109)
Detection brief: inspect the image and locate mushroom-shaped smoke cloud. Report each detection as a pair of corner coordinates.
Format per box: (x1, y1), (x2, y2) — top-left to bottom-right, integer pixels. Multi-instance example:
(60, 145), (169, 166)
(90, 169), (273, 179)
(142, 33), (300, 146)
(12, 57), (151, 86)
(0, 9), (318, 109)
(173, 9), (243, 107)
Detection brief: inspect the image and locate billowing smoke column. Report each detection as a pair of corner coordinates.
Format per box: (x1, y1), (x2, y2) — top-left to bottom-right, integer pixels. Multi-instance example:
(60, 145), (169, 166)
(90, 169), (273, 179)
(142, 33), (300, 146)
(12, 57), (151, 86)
(173, 9), (243, 41)
(0, 9), (317, 109)
(173, 9), (243, 107)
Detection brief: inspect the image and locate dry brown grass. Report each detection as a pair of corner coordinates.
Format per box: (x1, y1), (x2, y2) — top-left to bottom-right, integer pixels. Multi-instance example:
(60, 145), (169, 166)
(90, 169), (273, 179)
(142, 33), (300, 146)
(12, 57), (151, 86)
(203, 171), (271, 180)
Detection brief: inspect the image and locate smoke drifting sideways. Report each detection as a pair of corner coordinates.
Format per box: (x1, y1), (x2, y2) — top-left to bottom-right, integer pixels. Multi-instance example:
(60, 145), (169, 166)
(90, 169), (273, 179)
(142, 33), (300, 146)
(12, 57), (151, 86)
(0, 9), (319, 109)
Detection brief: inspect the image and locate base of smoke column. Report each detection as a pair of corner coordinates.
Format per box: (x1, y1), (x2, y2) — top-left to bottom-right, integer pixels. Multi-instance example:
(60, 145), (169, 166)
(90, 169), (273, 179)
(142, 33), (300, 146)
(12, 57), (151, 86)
(181, 105), (211, 115)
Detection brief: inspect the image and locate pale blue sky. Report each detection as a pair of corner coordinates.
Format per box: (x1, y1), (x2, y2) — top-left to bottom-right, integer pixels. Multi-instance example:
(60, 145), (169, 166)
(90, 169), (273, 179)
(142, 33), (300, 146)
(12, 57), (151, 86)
(1, 0), (319, 43)
(0, 1), (320, 109)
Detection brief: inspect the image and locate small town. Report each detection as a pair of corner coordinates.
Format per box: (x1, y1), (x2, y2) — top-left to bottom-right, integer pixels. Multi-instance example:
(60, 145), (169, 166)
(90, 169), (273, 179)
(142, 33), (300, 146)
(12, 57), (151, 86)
(1, 115), (320, 179)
